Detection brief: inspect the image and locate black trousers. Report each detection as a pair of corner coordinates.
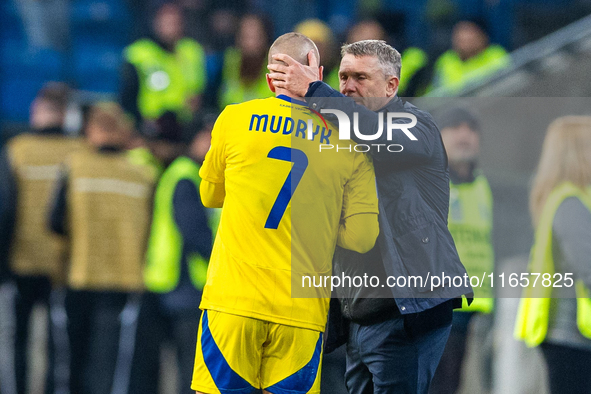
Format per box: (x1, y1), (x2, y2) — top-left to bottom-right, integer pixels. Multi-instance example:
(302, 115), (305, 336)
(65, 289), (137, 394)
(541, 342), (591, 394)
(128, 292), (201, 394)
(13, 275), (53, 394)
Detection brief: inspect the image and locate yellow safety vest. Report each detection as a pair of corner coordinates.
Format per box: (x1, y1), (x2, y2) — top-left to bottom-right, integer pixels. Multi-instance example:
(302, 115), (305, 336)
(66, 146), (155, 291)
(449, 174), (495, 313)
(218, 47), (273, 108)
(429, 45), (509, 94)
(124, 38), (206, 122)
(398, 47), (428, 96)
(127, 146), (164, 179)
(325, 66), (340, 91)
(7, 133), (83, 284)
(144, 156), (216, 293)
(515, 182), (591, 347)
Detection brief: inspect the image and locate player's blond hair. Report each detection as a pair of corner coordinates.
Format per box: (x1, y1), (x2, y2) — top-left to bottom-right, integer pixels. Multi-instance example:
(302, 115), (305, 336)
(268, 32), (320, 66)
(530, 116), (591, 225)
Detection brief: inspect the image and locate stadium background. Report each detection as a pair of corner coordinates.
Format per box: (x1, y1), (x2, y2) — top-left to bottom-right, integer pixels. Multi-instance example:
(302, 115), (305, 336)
(2, 0), (591, 393)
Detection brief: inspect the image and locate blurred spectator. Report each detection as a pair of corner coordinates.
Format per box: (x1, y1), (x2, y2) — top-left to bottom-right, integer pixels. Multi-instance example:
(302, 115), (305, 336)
(515, 116), (591, 394)
(0, 82), (82, 394)
(14, 0), (69, 51)
(428, 20), (509, 94)
(129, 113), (213, 394)
(218, 14), (274, 108)
(346, 20), (430, 96)
(179, 0), (247, 50)
(347, 19), (388, 42)
(48, 102), (156, 394)
(141, 111), (186, 168)
(430, 108), (495, 394)
(125, 0), (163, 42)
(120, 3), (207, 125)
(295, 19), (340, 89)
(126, 123), (165, 180)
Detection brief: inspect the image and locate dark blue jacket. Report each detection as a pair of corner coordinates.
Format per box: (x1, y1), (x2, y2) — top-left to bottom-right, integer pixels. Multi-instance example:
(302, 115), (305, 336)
(305, 82), (472, 317)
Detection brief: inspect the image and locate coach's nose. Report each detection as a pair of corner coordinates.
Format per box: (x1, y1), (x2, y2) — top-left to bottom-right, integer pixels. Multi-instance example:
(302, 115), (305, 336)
(341, 78), (357, 96)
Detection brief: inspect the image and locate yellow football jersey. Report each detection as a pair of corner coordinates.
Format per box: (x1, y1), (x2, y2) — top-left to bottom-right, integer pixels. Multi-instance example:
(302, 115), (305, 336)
(199, 95), (378, 332)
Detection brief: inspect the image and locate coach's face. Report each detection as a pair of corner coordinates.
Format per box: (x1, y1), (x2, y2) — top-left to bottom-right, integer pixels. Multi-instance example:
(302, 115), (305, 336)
(339, 54), (398, 111)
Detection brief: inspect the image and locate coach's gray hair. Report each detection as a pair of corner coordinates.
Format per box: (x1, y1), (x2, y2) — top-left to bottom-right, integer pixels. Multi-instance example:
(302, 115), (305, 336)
(341, 40), (401, 78)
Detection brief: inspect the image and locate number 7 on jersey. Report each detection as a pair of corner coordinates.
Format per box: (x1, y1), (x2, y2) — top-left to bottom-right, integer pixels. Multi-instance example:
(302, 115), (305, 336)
(264, 147), (308, 229)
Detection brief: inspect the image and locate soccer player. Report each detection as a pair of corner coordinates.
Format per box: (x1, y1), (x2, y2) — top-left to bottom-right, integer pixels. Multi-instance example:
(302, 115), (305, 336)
(191, 33), (379, 394)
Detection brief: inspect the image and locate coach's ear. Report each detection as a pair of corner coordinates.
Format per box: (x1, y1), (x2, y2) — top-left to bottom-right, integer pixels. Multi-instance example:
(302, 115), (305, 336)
(387, 75), (400, 97)
(319, 65), (324, 82)
(266, 74), (276, 93)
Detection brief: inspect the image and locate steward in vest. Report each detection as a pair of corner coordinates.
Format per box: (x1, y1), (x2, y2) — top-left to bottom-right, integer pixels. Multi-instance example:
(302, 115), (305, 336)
(515, 116), (591, 393)
(49, 103), (156, 394)
(431, 108), (494, 394)
(120, 3), (206, 125)
(217, 14), (274, 108)
(0, 82), (82, 394)
(398, 47), (429, 97)
(128, 114), (214, 394)
(428, 20), (509, 95)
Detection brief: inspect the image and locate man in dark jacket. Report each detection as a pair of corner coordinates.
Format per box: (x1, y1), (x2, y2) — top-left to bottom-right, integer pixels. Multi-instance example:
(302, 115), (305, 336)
(268, 39), (472, 393)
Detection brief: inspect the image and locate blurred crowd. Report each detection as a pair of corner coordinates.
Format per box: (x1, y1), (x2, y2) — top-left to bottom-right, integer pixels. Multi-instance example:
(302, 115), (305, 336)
(0, 81), (219, 394)
(117, 2), (511, 127)
(3, 0), (591, 131)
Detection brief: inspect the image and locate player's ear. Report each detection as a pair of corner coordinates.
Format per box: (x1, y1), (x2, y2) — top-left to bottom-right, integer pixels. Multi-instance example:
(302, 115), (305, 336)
(319, 65), (324, 82)
(266, 74), (276, 93)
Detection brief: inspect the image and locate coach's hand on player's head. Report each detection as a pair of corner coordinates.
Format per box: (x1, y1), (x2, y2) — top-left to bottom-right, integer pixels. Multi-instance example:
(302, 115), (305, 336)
(267, 50), (322, 97)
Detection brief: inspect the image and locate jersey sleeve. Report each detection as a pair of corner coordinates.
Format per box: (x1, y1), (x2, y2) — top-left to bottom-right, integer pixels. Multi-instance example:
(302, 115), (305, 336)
(199, 107), (229, 184)
(341, 152), (379, 219)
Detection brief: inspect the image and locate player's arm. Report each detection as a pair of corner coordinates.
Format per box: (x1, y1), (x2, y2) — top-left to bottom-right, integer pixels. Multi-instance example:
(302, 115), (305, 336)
(200, 180), (225, 208)
(198, 108), (229, 208)
(337, 152), (379, 253)
(338, 213), (379, 253)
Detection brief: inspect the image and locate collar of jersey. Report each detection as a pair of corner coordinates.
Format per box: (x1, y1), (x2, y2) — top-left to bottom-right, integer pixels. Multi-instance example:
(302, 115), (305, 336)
(276, 94), (308, 107)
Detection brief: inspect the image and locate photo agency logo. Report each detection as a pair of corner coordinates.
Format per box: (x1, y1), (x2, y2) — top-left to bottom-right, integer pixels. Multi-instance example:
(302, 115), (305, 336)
(316, 109), (418, 153)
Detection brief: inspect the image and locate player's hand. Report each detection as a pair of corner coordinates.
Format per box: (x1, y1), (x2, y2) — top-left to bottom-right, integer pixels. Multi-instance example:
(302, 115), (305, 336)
(267, 51), (322, 97)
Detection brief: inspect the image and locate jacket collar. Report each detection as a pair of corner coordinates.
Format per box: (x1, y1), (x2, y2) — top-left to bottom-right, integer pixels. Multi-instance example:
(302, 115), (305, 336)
(377, 95), (404, 112)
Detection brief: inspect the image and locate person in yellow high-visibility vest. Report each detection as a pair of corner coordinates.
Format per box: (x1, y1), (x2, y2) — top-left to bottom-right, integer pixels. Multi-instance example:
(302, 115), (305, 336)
(428, 20), (509, 95)
(515, 116), (591, 394)
(128, 113), (215, 394)
(430, 108), (494, 394)
(217, 14), (274, 108)
(120, 3), (207, 125)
